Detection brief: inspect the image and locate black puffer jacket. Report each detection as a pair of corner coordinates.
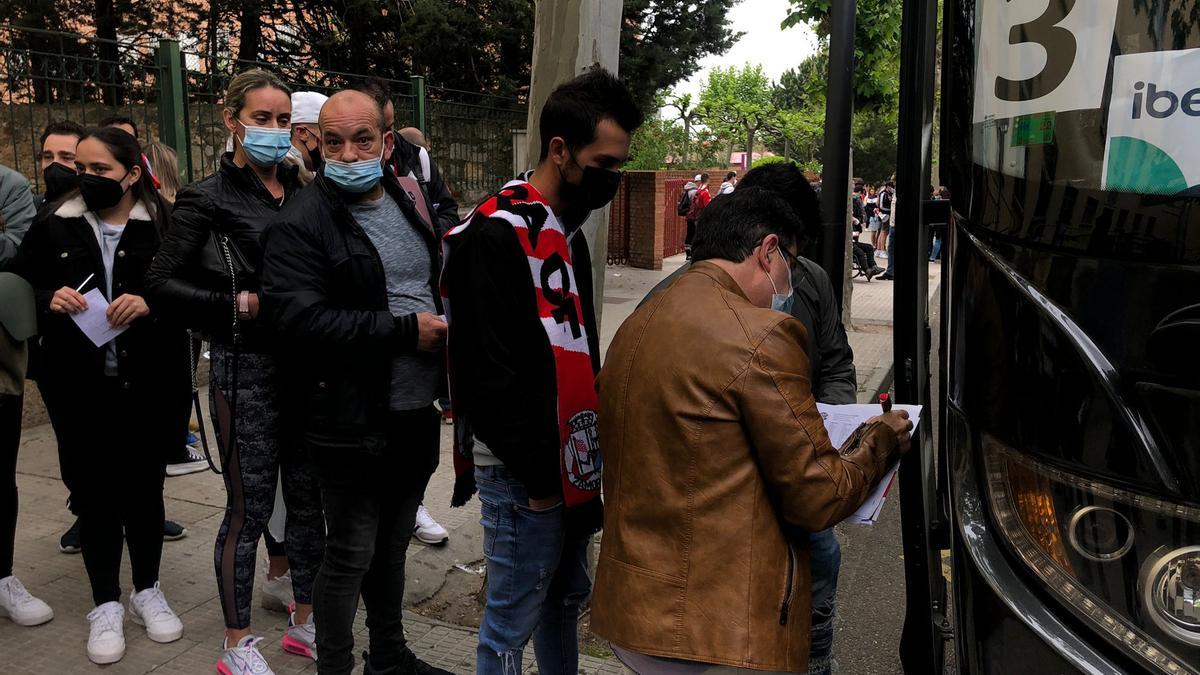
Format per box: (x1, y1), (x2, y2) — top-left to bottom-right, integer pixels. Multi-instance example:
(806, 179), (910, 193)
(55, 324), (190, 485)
(259, 173), (443, 449)
(144, 153), (302, 350)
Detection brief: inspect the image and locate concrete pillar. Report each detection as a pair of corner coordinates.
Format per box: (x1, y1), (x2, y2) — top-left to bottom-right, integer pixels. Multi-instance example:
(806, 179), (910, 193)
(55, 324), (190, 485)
(524, 0), (622, 323)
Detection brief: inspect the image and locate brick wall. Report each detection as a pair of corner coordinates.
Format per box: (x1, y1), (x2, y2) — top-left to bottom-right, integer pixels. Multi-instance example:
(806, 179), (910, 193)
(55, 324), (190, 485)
(609, 169), (721, 270)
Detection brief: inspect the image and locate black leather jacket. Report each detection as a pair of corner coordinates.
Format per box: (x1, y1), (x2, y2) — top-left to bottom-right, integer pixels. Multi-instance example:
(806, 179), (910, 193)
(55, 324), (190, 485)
(144, 153), (301, 350)
(259, 173), (443, 448)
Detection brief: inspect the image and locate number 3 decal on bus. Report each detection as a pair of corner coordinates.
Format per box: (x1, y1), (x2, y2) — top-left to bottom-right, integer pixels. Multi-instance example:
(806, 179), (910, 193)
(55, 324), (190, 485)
(973, 0), (1119, 123)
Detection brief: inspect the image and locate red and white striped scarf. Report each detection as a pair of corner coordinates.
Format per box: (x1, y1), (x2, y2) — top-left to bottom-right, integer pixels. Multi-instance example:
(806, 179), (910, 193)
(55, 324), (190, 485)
(441, 180), (601, 510)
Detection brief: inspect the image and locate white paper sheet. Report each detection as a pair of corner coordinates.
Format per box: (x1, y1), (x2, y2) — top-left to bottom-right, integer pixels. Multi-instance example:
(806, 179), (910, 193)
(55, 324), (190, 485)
(816, 402), (923, 526)
(69, 288), (128, 347)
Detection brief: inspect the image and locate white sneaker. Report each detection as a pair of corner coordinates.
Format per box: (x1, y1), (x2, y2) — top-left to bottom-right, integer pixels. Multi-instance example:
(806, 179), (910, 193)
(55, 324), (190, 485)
(414, 504), (449, 546)
(260, 573), (294, 613)
(166, 445), (209, 476)
(0, 575), (53, 626)
(128, 581), (183, 643)
(218, 635), (274, 675)
(86, 601), (126, 664)
(281, 610), (317, 661)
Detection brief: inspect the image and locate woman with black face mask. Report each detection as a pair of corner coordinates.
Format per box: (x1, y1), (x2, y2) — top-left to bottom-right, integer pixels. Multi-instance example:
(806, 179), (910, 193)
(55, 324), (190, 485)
(10, 127), (187, 665)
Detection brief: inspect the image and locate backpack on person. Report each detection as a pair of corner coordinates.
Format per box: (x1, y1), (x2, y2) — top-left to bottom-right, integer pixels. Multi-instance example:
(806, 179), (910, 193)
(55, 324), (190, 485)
(676, 189), (693, 217)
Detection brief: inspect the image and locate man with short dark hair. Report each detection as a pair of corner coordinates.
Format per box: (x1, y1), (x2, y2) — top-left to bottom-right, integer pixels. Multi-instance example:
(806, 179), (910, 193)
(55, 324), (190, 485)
(593, 188), (912, 674)
(38, 120), (85, 209)
(442, 67), (643, 675)
(640, 161), (861, 673)
(261, 89), (450, 675)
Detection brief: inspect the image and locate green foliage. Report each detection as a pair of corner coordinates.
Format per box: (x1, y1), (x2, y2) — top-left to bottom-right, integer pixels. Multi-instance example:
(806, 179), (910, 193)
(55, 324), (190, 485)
(783, 0), (902, 111)
(750, 155), (793, 170)
(621, 1), (744, 113)
(697, 64), (777, 159)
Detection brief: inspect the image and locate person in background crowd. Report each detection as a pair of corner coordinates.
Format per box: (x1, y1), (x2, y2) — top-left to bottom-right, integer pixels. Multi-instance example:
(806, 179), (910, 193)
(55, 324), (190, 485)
(0, 271), (54, 630)
(37, 120), (85, 211)
(641, 163), (862, 674)
(879, 179), (897, 280)
(142, 139), (212, 481)
(443, 68), (643, 675)
(143, 142), (183, 205)
(100, 117), (192, 546)
(145, 68), (323, 674)
(398, 127), (431, 152)
(260, 88), (451, 675)
(592, 187), (913, 675)
(0, 165), (35, 267)
(929, 186), (949, 262)
(875, 180), (894, 274)
(718, 170), (737, 195)
(12, 127), (187, 665)
(865, 184), (881, 244)
(97, 115), (137, 138)
(353, 78), (456, 548)
(285, 91), (328, 186)
(684, 172), (711, 258)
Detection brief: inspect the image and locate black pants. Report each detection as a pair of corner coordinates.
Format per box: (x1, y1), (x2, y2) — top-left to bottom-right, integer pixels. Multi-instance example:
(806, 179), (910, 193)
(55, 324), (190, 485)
(0, 393), (21, 578)
(53, 377), (166, 605)
(853, 241), (875, 273)
(685, 219), (697, 246)
(312, 407), (440, 675)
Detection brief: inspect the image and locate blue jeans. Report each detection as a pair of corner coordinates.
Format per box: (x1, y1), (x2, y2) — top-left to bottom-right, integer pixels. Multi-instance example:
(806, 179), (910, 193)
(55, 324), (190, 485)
(475, 465), (592, 675)
(929, 234), (942, 261)
(807, 529), (842, 675)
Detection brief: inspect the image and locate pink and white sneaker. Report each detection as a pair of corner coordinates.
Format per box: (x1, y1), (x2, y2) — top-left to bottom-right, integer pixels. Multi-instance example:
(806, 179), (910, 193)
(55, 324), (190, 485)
(281, 608), (316, 661)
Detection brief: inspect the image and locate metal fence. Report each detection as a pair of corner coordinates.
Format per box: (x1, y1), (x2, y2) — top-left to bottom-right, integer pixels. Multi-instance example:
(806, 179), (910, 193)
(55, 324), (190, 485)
(0, 25), (526, 202)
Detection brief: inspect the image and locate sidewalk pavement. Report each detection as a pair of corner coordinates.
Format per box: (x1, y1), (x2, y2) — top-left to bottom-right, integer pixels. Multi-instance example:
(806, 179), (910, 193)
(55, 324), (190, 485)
(2, 253), (932, 674)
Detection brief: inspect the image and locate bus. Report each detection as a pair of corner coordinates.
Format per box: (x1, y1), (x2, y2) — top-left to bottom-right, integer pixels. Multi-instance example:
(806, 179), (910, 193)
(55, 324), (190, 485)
(892, 1), (1200, 672)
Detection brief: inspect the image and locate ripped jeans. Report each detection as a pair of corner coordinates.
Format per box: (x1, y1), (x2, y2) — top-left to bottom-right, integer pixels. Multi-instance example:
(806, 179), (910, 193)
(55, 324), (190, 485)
(807, 528), (842, 675)
(475, 465), (591, 675)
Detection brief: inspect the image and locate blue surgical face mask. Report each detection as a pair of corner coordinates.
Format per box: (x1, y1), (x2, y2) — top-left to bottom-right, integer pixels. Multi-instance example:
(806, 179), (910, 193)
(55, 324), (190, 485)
(237, 120), (292, 167)
(322, 144), (386, 193)
(767, 250), (795, 314)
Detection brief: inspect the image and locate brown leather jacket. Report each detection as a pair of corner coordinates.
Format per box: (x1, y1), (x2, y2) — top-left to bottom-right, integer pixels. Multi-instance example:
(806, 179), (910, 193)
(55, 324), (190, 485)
(592, 261), (898, 672)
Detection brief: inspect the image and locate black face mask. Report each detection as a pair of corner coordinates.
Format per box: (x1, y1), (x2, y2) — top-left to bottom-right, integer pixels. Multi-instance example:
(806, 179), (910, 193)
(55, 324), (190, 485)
(307, 144), (324, 172)
(79, 172), (130, 212)
(43, 162), (80, 203)
(558, 154), (622, 216)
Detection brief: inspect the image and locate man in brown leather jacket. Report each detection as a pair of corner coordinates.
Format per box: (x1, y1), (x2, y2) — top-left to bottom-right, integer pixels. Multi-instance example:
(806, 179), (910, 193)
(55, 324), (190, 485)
(592, 187), (913, 673)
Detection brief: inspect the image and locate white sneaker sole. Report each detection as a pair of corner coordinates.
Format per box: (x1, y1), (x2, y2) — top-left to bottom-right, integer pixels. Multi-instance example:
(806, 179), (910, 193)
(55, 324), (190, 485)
(165, 459), (209, 477)
(88, 640), (125, 665)
(0, 603), (54, 626)
(414, 530), (449, 546)
(130, 610), (183, 643)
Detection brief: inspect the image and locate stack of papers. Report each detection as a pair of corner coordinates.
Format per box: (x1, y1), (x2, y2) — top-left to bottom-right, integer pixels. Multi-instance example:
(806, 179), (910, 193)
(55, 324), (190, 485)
(816, 402), (923, 526)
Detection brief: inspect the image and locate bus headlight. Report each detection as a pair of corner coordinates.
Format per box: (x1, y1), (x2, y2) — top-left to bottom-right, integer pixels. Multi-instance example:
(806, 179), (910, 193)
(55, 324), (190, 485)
(1143, 546), (1200, 646)
(984, 436), (1200, 675)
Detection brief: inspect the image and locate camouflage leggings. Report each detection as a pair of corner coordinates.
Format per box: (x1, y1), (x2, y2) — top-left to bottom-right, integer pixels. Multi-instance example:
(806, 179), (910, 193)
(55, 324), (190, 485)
(209, 346), (324, 630)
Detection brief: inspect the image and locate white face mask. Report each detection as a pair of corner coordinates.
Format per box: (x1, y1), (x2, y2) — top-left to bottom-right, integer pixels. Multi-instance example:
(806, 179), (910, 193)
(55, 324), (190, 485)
(766, 248), (795, 314)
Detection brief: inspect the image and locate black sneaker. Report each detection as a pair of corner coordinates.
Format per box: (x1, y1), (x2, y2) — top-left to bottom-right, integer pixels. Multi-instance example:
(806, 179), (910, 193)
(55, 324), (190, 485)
(165, 445), (208, 477)
(163, 520), (188, 541)
(365, 648), (453, 675)
(60, 519), (81, 554)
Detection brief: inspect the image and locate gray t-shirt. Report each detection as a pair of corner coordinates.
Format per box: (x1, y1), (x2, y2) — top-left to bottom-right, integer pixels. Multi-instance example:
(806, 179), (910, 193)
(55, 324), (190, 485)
(347, 193), (439, 410)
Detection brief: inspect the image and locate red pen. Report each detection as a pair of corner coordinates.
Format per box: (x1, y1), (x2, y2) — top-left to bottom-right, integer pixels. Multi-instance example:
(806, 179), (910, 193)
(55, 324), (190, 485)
(879, 393), (892, 414)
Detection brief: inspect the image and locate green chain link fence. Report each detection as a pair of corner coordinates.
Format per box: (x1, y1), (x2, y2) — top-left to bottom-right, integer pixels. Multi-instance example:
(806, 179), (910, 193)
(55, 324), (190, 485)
(1, 25), (526, 205)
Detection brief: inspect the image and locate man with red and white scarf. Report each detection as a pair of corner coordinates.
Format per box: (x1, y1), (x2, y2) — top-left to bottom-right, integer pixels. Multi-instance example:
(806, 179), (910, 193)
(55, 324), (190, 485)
(441, 68), (642, 675)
